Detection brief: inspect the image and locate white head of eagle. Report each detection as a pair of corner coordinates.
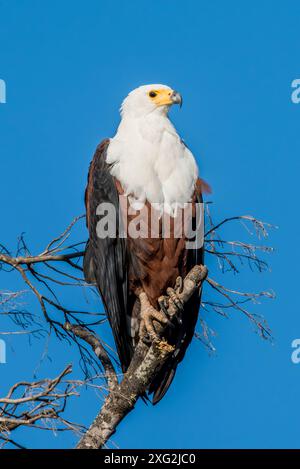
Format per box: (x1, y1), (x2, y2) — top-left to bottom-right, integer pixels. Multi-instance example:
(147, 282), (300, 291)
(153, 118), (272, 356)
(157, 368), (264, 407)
(106, 84), (199, 215)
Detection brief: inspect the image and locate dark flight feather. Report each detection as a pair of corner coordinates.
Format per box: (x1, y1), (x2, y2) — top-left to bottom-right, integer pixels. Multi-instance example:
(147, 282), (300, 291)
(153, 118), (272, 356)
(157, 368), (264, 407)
(84, 140), (133, 371)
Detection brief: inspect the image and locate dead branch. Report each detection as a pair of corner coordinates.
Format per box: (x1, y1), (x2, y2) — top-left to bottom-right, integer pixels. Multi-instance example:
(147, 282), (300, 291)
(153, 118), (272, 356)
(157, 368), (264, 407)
(63, 322), (118, 391)
(0, 207), (274, 449)
(0, 217), (105, 376)
(74, 264), (208, 449)
(0, 365), (87, 448)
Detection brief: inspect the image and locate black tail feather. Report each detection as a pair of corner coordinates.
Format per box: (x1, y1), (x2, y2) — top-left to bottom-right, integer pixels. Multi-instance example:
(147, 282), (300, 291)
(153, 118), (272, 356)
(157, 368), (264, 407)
(150, 362), (177, 405)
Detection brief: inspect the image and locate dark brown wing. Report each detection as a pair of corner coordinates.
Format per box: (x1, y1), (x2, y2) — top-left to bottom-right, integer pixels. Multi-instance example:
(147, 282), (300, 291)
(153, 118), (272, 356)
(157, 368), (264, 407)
(84, 139), (133, 371)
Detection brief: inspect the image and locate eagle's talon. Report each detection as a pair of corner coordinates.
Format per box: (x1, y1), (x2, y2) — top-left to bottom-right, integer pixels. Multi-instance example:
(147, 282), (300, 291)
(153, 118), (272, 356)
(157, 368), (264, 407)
(176, 316), (183, 325)
(158, 296), (176, 329)
(166, 287), (184, 312)
(175, 276), (183, 294)
(141, 332), (153, 345)
(158, 296), (170, 318)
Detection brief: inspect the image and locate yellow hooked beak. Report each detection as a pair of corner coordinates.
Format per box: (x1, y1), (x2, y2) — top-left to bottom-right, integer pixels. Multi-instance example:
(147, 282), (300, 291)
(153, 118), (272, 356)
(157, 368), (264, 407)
(148, 88), (183, 107)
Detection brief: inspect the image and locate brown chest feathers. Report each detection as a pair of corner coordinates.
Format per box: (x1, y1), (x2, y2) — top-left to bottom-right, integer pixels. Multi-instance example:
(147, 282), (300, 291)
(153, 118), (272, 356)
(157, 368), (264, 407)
(115, 177), (202, 307)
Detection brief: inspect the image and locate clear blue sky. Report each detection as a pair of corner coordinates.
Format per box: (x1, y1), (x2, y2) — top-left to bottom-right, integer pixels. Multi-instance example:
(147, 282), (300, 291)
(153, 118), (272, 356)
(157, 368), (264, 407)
(0, 0), (299, 448)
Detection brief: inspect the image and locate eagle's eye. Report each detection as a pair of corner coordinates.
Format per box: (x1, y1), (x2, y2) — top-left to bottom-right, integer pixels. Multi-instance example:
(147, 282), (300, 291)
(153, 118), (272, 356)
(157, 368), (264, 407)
(149, 91), (157, 98)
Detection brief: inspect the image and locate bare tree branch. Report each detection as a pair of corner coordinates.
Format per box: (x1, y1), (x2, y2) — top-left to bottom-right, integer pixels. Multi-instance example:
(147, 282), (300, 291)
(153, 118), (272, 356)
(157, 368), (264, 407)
(75, 264), (208, 449)
(0, 365), (87, 448)
(63, 322), (118, 392)
(0, 206), (275, 448)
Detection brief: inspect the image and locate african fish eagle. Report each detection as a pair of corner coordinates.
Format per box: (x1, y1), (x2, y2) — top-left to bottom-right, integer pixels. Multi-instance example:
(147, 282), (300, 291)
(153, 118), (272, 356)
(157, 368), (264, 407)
(84, 84), (208, 404)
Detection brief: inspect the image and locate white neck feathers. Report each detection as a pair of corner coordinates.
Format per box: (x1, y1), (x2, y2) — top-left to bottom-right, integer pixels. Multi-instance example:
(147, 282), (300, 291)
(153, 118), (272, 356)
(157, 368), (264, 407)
(106, 111), (198, 214)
